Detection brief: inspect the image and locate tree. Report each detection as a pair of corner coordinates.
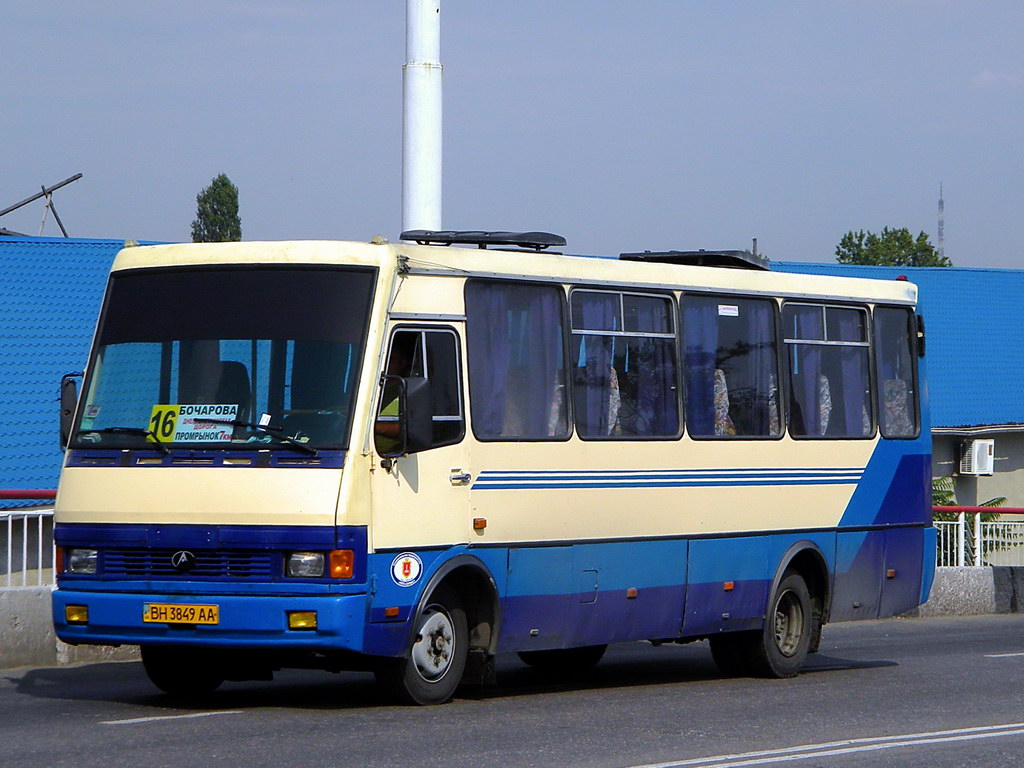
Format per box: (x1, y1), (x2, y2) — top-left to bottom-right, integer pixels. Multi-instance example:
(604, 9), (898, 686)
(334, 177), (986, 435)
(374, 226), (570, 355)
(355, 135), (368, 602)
(191, 173), (241, 242)
(835, 227), (951, 267)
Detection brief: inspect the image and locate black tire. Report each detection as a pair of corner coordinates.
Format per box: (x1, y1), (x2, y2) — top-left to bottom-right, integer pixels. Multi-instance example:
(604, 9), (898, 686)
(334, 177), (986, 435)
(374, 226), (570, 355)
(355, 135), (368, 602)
(708, 632), (754, 676)
(517, 644), (607, 676)
(375, 585), (468, 705)
(748, 571), (812, 678)
(141, 645), (224, 697)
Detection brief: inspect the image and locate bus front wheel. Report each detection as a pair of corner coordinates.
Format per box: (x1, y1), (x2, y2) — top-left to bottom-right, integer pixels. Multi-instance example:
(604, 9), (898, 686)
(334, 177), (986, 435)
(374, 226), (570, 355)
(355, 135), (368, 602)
(141, 645), (224, 697)
(375, 585), (468, 705)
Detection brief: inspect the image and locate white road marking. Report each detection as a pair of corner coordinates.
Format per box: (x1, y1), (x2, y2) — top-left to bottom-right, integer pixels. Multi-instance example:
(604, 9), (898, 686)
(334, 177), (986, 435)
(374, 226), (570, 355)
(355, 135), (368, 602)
(624, 722), (1024, 768)
(101, 710), (243, 726)
(985, 651), (1024, 658)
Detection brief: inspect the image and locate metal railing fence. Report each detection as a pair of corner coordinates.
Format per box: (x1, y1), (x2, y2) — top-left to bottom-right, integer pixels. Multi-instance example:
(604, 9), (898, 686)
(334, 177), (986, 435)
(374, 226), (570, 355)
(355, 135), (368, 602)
(934, 507), (1024, 568)
(1, 508), (55, 587)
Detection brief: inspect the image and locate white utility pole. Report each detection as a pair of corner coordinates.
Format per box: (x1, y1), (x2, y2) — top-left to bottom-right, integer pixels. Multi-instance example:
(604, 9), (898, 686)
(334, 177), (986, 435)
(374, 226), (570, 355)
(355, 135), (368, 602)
(402, 0), (443, 234)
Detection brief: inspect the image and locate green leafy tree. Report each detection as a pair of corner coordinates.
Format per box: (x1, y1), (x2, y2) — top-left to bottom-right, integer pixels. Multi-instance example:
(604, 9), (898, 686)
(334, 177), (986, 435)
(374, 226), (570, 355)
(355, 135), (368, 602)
(835, 227), (951, 267)
(191, 173), (241, 242)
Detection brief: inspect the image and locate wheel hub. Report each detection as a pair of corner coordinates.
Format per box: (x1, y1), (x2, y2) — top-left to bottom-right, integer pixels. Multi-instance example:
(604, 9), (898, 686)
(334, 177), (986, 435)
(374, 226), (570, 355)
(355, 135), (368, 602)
(773, 589), (803, 657)
(411, 606), (455, 681)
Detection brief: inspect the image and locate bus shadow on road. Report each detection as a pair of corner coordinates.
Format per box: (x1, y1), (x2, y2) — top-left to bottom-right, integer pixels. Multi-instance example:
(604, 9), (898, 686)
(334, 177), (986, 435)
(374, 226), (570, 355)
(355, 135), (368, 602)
(466, 644), (899, 702)
(5, 646), (898, 711)
(801, 654), (897, 674)
(6, 662), (386, 711)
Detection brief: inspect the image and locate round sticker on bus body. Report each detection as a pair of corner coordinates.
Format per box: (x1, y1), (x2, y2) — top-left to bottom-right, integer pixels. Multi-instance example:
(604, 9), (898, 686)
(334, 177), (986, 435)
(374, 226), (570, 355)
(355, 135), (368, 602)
(390, 552), (423, 587)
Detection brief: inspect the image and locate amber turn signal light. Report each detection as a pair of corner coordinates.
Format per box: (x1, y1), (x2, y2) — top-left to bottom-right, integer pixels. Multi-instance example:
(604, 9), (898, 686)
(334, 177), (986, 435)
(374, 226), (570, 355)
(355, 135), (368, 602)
(330, 549), (354, 579)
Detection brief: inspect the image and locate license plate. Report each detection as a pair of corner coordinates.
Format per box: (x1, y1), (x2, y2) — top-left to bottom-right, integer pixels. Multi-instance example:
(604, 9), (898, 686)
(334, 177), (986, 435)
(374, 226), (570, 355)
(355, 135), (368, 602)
(143, 603), (219, 625)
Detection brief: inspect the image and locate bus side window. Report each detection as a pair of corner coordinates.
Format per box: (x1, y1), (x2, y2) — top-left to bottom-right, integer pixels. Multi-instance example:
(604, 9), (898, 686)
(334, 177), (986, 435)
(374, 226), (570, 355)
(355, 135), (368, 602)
(570, 290), (679, 439)
(783, 304), (872, 439)
(464, 280), (570, 441)
(874, 306), (919, 438)
(682, 295), (780, 438)
(374, 328), (464, 456)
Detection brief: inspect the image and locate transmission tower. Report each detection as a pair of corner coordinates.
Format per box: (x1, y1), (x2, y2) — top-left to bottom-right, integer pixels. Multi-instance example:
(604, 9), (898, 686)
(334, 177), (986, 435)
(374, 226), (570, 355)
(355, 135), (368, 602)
(938, 183), (945, 262)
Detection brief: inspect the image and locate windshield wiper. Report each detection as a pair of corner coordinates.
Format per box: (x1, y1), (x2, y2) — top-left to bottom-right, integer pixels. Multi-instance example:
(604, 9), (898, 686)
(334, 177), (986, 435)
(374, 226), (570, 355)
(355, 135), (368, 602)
(192, 419), (320, 456)
(79, 427), (170, 455)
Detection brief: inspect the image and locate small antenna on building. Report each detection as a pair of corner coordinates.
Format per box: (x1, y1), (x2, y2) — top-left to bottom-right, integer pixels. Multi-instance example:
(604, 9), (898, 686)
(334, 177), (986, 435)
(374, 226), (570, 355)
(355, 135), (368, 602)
(938, 182), (945, 261)
(0, 174), (83, 238)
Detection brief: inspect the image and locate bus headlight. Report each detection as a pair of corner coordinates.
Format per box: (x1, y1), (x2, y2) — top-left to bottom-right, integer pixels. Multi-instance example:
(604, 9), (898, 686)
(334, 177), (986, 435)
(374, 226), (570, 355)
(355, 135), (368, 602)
(286, 552), (325, 577)
(67, 548), (98, 574)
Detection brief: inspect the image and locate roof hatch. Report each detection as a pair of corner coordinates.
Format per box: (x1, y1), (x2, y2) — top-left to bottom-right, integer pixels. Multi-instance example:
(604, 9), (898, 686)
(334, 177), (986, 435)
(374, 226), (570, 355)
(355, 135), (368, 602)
(619, 249), (770, 271)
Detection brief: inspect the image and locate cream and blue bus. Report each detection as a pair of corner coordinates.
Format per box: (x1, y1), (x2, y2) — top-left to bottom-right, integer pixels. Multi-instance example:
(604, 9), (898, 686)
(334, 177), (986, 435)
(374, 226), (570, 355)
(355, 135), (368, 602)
(52, 231), (933, 704)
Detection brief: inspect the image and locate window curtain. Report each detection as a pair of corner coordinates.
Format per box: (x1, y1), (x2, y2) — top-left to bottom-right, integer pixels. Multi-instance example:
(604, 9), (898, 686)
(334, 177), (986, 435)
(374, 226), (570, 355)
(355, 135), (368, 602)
(521, 288), (567, 437)
(789, 306), (822, 436)
(635, 297), (678, 435)
(836, 311), (869, 436)
(466, 282), (566, 439)
(746, 301), (777, 435)
(465, 282), (511, 437)
(683, 299), (719, 436)
(574, 295), (617, 436)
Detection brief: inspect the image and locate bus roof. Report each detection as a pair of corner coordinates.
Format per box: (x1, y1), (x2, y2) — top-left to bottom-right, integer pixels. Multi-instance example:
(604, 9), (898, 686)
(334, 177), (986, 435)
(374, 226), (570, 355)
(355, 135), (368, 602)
(111, 239), (918, 306)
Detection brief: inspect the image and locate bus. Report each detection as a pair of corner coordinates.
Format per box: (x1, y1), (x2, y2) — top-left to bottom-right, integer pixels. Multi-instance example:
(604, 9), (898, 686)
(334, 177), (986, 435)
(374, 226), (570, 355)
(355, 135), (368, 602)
(52, 231), (934, 704)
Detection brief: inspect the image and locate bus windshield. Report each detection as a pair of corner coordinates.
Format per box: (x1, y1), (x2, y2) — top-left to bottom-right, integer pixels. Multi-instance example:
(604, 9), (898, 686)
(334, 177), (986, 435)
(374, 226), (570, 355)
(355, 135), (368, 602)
(71, 265), (376, 451)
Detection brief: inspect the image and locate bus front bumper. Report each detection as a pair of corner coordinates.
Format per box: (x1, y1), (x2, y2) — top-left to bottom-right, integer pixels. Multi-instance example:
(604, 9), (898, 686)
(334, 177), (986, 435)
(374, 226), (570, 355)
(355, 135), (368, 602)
(52, 588), (369, 652)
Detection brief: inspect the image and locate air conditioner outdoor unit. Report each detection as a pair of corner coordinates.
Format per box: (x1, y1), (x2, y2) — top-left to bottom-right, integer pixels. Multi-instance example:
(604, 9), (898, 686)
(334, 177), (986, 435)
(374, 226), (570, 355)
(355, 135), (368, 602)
(960, 439), (995, 476)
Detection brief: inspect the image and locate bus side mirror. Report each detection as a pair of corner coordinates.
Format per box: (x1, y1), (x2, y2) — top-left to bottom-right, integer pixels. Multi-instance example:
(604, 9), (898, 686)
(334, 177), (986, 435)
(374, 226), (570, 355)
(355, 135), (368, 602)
(402, 376), (434, 455)
(59, 372), (83, 449)
(376, 375), (433, 458)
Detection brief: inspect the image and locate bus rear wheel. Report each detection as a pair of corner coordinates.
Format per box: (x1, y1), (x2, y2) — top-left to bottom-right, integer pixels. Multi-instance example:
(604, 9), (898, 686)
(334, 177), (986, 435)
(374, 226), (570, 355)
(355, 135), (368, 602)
(748, 571), (812, 678)
(375, 586), (468, 705)
(141, 645), (224, 697)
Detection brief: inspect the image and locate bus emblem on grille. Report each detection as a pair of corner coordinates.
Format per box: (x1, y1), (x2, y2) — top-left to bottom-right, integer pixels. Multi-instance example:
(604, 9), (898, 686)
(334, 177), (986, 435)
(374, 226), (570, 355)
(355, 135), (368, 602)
(171, 551), (197, 572)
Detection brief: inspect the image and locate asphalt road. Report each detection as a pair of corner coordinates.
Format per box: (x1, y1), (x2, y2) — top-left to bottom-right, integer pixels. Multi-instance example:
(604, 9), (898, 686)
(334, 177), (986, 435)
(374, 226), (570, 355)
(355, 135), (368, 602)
(2, 615), (1023, 768)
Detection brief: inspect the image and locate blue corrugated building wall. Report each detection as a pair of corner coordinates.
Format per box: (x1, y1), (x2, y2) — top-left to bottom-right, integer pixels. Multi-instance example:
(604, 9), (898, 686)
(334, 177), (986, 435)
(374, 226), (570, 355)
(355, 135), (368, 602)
(1, 238), (128, 505)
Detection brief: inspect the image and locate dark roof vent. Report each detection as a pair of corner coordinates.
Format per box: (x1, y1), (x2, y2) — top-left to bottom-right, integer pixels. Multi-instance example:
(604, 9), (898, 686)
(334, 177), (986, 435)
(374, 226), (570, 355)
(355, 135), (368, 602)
(400, 229), (566, 251)
(619, 249), (770, 271)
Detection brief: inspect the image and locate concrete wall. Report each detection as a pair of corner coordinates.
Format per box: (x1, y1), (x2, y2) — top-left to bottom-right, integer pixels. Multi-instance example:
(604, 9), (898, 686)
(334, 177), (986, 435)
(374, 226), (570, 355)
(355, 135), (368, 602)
(905, 566), (1024, 617)
(0, 587), (137, 670)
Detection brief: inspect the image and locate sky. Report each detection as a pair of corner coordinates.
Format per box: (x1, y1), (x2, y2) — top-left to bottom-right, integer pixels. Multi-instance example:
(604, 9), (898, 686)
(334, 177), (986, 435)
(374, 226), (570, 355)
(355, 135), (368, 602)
(2, 1), (1022, 266)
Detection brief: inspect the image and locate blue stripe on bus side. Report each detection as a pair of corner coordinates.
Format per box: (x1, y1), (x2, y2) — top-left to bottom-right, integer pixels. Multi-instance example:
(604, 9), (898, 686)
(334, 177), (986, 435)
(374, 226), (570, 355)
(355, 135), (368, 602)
(839, 439), (932, 528)
(472, 467), (863, 491)
(474, 479), (860, 490)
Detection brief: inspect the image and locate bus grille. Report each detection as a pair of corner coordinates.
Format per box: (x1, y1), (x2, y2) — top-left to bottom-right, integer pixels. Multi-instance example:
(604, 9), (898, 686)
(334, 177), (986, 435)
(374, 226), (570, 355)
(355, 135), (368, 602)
(103, 549), (277, 579)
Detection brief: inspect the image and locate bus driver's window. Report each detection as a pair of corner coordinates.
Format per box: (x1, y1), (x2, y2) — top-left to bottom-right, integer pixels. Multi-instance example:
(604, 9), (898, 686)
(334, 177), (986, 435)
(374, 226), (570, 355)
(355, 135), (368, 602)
(374, 333), (420, 454)
(374, 329), (464, 455)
